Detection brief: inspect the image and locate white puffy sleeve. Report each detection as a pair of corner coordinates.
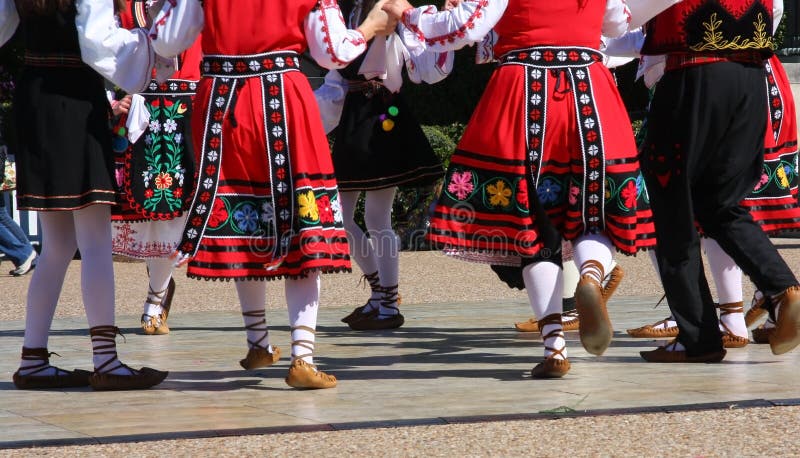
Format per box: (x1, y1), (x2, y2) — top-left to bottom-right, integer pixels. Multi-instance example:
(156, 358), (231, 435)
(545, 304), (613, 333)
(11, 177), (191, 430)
(625, 0), (685, 31)
(148, 0), (204, 58)
(774, 0), (784, 33)
(405, 46), (453, 85)
(305, 0), (369, 70)
(398, 0), (508, 55)
(0, 0), (20, 47)
(601, 29), (645, 58)
(75, 0), (154, 94)
(601, 0), (632, 38)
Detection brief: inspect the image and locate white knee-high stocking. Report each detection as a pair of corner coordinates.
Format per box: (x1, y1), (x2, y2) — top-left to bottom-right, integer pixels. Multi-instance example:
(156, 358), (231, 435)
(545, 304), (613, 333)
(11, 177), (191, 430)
(522, 262), (566, 359)
(235, 280), (273, 352)
(340, 191), (382, 309)
(364, 188), (399, 318)
(18, 211), (78, 375)
(286, 273), (321, 365)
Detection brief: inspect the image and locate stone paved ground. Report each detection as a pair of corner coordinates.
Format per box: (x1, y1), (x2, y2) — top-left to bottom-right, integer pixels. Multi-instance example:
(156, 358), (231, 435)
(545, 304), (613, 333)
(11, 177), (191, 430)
(1, 242), (799, 455)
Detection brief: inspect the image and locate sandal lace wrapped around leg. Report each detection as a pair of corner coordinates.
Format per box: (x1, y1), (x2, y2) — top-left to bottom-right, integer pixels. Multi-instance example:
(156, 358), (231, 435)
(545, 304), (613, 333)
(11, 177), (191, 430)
(88, 326), (168, 391)
(140, 279), (175, 336)
(239, 310), (280, 370)
(718, 302), (749, 348)
(284, 326), (337, 389)
(12, 347), (91, 389)
(531, 314), (570, 379)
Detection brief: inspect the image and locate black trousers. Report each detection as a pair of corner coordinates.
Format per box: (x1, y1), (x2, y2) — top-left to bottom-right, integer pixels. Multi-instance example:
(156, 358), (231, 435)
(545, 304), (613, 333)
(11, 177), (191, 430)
(641, 61), (798, 356)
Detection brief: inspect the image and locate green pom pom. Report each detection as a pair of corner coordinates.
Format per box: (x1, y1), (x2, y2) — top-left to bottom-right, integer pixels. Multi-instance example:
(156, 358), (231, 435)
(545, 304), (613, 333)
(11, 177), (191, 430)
(388, 106), (399, 117)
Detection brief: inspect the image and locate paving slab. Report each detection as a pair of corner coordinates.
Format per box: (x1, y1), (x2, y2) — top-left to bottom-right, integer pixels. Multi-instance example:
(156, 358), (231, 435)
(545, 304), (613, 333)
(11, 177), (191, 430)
(0, 296), (798, 449)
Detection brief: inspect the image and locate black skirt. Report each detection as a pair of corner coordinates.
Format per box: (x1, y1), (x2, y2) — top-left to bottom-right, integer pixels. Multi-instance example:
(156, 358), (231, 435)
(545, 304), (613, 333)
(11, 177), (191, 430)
(14, 66), (116, 211)
(332, 85), (443, 191)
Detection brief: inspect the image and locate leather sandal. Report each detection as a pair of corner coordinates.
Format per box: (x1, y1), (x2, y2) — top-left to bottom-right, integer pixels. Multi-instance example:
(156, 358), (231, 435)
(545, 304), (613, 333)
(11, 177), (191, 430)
(769, 286), (800, 355)
(284, 326), (337, 389)
(601, 264), (625, 301)
(348, 285), (405, 330)
(515, 310), (580, 332)
(140, 278), (176, 336)
(531, 314), (570, 378)
(88, 326), (168, 391)
(626, 317), (679, 338)
(744, 292), (768, 328)
(12, 347), (91, 389)
(239, 310), (280, 369)
(575, 261), (613, 356)
(717, 302), (749, 348)
(752, 322), (775, 344)
(640, 339), (726, 363)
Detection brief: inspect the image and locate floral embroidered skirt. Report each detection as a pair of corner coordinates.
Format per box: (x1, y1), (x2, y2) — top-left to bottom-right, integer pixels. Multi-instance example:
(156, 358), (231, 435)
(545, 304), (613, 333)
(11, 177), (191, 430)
(184, 72), (351, 280)
(742, 55), (800, 234)
(427, 62), (656, 266)
(111, 83), (198, 258)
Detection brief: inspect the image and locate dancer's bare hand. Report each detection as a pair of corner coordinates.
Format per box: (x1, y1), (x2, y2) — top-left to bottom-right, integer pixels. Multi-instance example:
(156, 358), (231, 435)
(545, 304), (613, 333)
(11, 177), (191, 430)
(170, 250), (191, 268)
(443, 0), (461, 10)
(359, 0), (395, 39)
(112, 95), (131, 116)
(382, 0), (414, 19)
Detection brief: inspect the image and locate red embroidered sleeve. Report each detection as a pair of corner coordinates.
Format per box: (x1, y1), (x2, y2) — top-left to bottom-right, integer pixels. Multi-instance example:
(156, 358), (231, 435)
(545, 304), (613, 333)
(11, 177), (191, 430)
(317, 0), (365, 65)
(403, 0), (490, 47)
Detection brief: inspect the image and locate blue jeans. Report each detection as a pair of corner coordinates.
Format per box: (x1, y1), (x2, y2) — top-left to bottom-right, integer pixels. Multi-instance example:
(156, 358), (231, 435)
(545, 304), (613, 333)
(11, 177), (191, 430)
(0, 194), (34, 266)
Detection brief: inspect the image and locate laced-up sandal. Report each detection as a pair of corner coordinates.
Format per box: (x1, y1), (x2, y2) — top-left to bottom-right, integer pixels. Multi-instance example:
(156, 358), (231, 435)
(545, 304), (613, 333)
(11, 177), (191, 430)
(626, 317), (678, 338)
(601, 264), (625, 302)
(342, 272), (382, 324)
(140, 279), (176, 336)
(769, 286), (800, 355)
(12, 347), (91, 389)
(575, 260), (613, 356)
(752, 320), (775, 344)
(515, 310), (580, 333)
(717, 302), (749, 348)
(744, 292), (768, 327)
(348, 285), (404, 331)
(284, 326), (337, 389)
(88, 326), (168, 391)
(640, 339), (726, 363)
(239, 310), (281, 370)
(531, 314), (571, 379)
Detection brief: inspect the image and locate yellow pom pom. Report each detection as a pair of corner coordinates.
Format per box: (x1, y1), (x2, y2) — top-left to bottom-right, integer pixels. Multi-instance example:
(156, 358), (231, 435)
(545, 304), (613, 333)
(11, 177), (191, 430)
(382, 119), (395, 131)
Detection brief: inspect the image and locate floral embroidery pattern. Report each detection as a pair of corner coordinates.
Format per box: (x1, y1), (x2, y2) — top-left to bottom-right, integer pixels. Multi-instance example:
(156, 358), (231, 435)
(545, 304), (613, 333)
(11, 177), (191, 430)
(232, 203), (260, 233)
(486, 179), (512, 208)
(447, 170), (476, 200)
(140, 98), (188, 213)
(298, 190), (320, 222)
(537, 177), (562, 205)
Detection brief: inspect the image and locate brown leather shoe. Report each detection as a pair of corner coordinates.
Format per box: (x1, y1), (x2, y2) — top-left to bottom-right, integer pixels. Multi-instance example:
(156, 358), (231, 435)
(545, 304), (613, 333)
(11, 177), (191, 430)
(744, 293), (767, 327)
(531, 357), (571, 378)
(285, 359), (337, 389)
(348, 312), (404, 330)
(341, 304), (371, 324)
(601, 264), (624, 301)
(575, 264), (613, 355)
(769, 286), (800, 355)
(752, 324), (775, 344)
(240, 346), (281, 370)
(722, 332), (749, 348)
(514, 310), (580, 332)
(640, 341), (726, 363)
(140, 278), (176, 335)
(89, 367), (168, 391)
(12, 347), (91, 390)
(626, 317), (678, 338)
(141, 313), (170, 336)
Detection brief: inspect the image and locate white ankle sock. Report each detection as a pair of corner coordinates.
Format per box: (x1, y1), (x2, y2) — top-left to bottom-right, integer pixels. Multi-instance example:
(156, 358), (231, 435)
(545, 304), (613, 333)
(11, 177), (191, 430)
(235, 281), (272, 351)
(286, 273), (321, 365)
